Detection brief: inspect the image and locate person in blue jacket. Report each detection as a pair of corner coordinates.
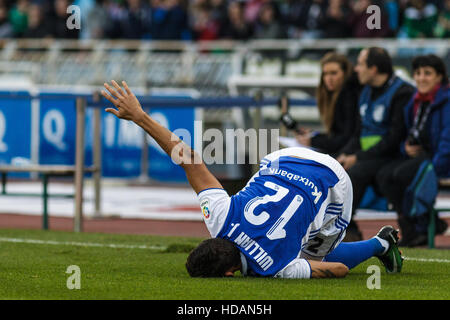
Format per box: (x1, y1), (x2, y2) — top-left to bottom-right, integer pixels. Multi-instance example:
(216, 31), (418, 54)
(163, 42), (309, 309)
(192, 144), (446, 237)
(376, 54), (450, 247)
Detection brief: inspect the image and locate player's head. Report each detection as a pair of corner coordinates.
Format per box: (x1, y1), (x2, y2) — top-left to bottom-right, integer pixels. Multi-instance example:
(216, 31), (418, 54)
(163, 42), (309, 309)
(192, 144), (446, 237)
(185, 238), (241, 277)
(355, 47), (393, 85)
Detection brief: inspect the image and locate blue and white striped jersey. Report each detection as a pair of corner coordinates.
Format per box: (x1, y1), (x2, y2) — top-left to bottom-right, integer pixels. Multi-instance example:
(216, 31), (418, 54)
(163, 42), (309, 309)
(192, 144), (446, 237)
(198, 147), (352, 278)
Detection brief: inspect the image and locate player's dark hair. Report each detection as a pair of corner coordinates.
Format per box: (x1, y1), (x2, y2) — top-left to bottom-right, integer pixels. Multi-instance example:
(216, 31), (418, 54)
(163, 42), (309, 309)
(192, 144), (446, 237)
(412, 54), (449, 85)
(366, 47), (393, 76)
(185, 238), (241, 277)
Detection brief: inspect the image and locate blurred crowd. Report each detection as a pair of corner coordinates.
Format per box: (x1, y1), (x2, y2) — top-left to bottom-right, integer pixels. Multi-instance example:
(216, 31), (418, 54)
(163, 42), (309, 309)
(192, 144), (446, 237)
(0, 0), (448, 40)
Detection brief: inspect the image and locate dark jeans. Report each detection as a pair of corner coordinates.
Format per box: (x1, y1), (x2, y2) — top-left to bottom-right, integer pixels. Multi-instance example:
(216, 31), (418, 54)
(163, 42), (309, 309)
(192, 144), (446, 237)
(347, 157), (393, 219)
(375, 155), (429, 214)
(375, 155), (431, 235)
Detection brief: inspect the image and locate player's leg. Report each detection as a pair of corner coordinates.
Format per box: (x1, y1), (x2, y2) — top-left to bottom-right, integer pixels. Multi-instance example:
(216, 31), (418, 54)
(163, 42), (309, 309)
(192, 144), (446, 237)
(323, 235), (388, 269)
(303, 170), (402, 273)
(301, 168), (354, 261)
(323, 226), (403, 273)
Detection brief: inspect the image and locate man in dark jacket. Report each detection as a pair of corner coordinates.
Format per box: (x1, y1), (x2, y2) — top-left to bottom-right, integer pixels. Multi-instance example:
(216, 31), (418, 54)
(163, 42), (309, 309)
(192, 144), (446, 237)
(337, 47), (416, 241)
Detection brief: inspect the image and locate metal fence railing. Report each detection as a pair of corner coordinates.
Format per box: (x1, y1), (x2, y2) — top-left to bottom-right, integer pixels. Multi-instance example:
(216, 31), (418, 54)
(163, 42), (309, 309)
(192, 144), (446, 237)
(0, 39), (448, 96)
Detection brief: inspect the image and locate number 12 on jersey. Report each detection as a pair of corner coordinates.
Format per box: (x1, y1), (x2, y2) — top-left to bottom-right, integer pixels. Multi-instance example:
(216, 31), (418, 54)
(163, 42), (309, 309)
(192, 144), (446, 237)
(244, 181), (304, 241)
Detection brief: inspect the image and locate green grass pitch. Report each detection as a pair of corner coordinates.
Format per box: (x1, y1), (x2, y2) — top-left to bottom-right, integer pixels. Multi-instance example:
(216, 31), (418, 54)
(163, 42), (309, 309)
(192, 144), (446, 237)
(0, 228), (449, 300)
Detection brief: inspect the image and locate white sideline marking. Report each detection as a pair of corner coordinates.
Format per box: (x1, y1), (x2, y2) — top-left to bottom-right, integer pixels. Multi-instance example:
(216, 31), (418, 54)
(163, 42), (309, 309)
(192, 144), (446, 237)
(403, 257), (450, 263)
(0, 237), (167, 251)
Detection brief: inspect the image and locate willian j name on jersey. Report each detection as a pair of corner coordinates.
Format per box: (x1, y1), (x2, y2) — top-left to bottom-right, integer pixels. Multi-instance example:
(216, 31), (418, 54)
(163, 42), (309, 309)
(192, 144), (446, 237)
(227, 223), (274, 271)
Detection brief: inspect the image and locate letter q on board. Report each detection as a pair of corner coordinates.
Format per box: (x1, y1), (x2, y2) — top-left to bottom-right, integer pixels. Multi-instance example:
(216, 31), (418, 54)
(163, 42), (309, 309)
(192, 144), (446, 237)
(42, 109), (67, 151)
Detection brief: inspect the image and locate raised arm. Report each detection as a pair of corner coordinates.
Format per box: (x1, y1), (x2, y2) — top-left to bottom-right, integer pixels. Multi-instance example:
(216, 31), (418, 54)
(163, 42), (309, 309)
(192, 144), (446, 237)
(101, 80), (223, 194)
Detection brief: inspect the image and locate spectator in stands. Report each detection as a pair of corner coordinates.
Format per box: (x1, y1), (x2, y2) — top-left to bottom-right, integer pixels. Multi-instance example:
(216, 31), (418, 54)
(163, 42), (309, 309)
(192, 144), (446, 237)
(148, 0), (166, 39)
(50, 0), (80, 38)
(100, 0), (127, 38)
(84, 0), (114, 39)
(22, 2), (52, 38)
(300, 0), (327, 39)
(73, 0), (94, 39)
(189, 0), (220, 40)
(337, 47), (416, 241)
(220, 1), (253, 40)
(279, 0), (310, 38)
(376, 54), (450, 247)
(348, 0), (392, 38)
(321, 0), (352, 38)
(119, 0), (150, 39)
(9, 0), (29, 37)
(0, 3), (13, 38)
(398, 0), (438, 38)
(434, 0), (450, 38)
(244, 0), (269, 25)
(253, 2), (286, 39)
(160, 0), (191, 40)
(210, 0), (227, 33)
(291, 52), (361, 157)
(384, 0), (400, 33)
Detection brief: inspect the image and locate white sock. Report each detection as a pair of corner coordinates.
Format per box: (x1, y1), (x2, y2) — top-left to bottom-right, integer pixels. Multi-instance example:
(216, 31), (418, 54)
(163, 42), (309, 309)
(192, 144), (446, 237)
(374, 236), (390, 255)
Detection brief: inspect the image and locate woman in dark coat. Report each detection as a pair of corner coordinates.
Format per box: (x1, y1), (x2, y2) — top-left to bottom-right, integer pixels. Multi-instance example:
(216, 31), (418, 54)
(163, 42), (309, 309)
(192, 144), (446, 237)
(291, 52), (362, 157)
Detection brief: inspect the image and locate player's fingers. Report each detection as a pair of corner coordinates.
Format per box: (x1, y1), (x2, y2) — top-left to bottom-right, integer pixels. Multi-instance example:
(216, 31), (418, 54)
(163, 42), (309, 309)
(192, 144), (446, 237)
(105, 108), (119, 117)
(122, 81), (132, 96)
(104, 82), (121, 99)
(101, 89), (118, 105)
(111, 80), (126, 97)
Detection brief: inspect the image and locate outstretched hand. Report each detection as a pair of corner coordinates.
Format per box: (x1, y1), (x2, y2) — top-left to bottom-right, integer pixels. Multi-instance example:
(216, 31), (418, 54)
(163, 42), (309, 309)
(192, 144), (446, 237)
(102, 80), (146, 122)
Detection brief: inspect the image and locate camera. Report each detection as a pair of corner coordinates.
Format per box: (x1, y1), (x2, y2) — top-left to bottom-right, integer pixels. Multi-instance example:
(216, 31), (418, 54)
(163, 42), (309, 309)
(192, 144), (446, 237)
(280, 113), (298, 130)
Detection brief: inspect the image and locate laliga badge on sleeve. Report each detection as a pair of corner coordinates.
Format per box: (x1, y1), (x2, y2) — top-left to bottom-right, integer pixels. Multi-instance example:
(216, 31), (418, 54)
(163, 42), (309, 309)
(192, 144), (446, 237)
(201, 199), (210, 219)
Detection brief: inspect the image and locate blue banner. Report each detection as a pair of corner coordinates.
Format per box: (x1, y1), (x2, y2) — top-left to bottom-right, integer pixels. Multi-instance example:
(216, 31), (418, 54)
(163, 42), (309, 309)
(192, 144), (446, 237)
(147, 107), (195, 182)
(39, 98), (77, 165)
(0, 97), (32, 177)
(101, 109), (142, 177)
(0, 91), (197, 182)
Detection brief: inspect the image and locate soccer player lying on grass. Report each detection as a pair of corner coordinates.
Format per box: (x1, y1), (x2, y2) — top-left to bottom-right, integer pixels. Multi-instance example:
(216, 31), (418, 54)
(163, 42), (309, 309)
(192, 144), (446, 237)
(102, 80), (404, 279)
